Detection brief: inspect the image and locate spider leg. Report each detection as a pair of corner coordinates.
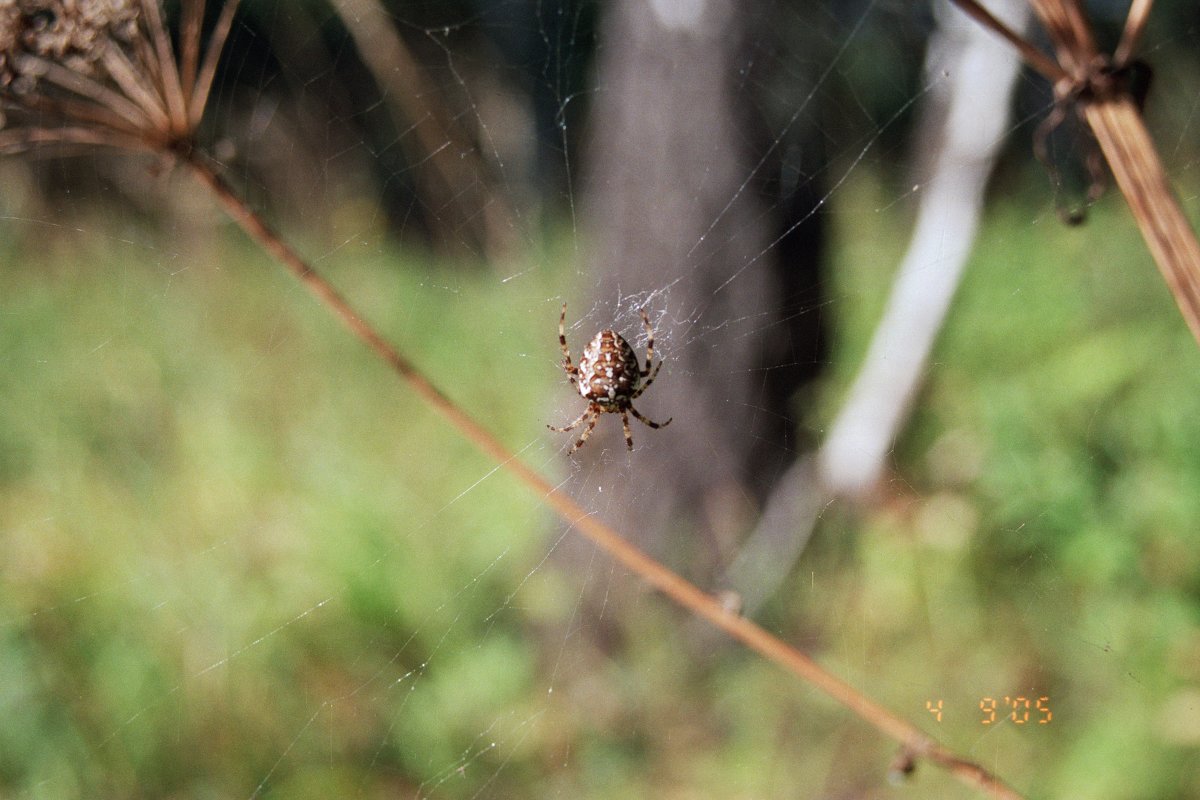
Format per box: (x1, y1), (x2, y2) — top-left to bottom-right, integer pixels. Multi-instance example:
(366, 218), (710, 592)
(558, 302), (578, 384)
(567, 410), (601, 454)
(548, 407), (591, 434)
(631, 359), (663, 399)
(620, 410), (634, 451)
(629, 405), (671, 429)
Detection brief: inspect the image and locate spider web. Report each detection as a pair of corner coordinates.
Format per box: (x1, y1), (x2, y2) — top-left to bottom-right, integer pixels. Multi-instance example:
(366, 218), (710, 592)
(2, 0), (1200, 798)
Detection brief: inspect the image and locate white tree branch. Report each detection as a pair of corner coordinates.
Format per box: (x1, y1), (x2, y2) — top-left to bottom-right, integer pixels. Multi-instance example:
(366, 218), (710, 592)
(818, 0), (1030, 496)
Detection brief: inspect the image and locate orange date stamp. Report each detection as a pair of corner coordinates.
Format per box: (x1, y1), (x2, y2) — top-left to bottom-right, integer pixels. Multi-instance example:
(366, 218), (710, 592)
(925, 696), (1053, 725)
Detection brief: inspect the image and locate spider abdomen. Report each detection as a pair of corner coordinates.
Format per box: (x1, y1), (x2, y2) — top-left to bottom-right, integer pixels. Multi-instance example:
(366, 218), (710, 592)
(578, 330), (640, 405)
(550, 303), (670, 453)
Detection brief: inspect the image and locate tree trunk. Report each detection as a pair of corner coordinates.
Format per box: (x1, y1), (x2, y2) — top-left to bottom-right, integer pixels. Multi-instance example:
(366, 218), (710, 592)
(564, 0), (824, 578)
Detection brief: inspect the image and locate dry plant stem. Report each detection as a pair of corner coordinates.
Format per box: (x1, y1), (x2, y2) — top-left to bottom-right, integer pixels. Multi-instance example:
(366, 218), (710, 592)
(25, 93), (144, 136)
(100, 48), (171, 128)
(179, 1), (205, 98)
(952, 0), (1200, 343)
(0, 127), (151, 153)
(1114, 0), (1153, 66)
(189, 0), (242, 129)
(1028, 0), (1200, 343)
(23, 55), (156, 129)
(1085, 97), (1200, 341)
(1029, 0), (1096, 69)
(182, 153), (1025, 800)
(946, 0), (1065, 82)
(331, 0), (518, 260)
(139, 0), (187, 131)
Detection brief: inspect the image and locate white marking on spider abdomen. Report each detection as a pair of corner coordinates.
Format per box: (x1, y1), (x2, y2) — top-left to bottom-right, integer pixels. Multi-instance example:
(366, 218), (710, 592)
(578, 329), (639, 403)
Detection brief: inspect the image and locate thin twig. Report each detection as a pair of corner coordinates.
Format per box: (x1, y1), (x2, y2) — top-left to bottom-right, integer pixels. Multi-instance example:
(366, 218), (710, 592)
(139, 0), (188, 133)
(330, 0), (519, 260)
(18, 93), (147, 136)
(18, 54), (156, 130)
(190, 0), (241, 130)
(952, 0), (1200, 342)
(1027, 0), (1097, 75)
(0, 126), (152, 155)
(181, 152), (1027, 800)
(130, 26), (164, 93)
(100, 46), (172, 131)
(179, 0), (206, 100)
(1114, 0), (1154, 67)
(1085, 97), (1200, 340)
(1027, 0), (1200, 342)
(946, 0), (1067, 83)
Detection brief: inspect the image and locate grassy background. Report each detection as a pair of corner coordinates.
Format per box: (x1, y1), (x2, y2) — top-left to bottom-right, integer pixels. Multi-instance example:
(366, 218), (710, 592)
(1, 166), (1200, 798)
(822, 176), (1200, 798)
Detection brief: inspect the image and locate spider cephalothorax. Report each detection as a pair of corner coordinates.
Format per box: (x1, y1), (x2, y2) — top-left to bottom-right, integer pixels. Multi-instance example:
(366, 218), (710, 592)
(549, 303), (672, 454)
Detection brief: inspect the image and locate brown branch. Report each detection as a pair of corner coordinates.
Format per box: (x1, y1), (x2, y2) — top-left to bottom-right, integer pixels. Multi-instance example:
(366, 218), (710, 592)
(1085, 97), (1200, 340)
(181, 152), (1026, 800)
(139, 0), (188, 134)
(100, 46), (172, 129)
(1027, 0), (1098, 76)
(1114, 0), (1154, 66)
(190, 0), (242, 130)
(0, 126), (153, 155)
(18, 54), (157, 130)
(179, 0), (206, 100)
(950, 0), (1200, 342)
(330, 0), (519, 261)
(947, 0), (1067, 83)
(15, 93), (147, 137)
(1029, 0), (1200, 342)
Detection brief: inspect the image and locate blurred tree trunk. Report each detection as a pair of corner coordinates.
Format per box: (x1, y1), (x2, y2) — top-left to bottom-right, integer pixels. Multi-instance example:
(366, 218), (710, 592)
(724, 0), (1030, 615)
(565, 0), (824, 578)
(331, 0), (518, 261)
(818, 0), (1029, 497)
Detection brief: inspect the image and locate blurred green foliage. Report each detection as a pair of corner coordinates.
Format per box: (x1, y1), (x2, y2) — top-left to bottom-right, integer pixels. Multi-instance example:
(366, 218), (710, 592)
(823, 174), (1200, 799)
(1, 165), (1200, 799)
(0, 216), (560, 797)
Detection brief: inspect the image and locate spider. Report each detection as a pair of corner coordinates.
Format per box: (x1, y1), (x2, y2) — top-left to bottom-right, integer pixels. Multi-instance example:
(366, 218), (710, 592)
(548, 303), (672, 454)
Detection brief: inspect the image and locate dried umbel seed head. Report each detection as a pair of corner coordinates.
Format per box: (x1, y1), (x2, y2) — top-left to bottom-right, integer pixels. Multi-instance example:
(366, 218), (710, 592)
(0, 0), (141, 88)
(0, 0), (239, 154)
(0, 4), (21, 86)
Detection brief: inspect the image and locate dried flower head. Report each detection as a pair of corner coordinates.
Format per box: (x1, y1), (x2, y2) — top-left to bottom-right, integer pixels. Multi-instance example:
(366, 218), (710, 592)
(0, 0), (240, 154)
(0, 0), (139, 86)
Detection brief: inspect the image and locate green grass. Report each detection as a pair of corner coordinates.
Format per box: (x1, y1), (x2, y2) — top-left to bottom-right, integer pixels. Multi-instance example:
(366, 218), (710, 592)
(819, 176), (1200, 798)
(0, 216), (565, 797)
(1, 171), (1200, 798)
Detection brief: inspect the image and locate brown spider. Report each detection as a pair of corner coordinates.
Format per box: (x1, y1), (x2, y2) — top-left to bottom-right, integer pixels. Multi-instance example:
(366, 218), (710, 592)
(548, 303), (672, 454)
